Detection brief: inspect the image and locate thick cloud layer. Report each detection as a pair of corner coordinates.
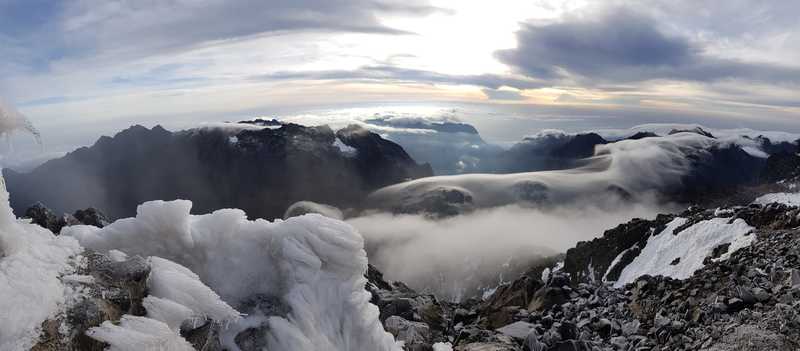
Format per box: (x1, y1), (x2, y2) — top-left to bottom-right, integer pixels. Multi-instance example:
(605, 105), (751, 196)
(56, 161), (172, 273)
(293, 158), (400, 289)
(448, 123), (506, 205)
(496, 6), (800, 84)
(349, 203), (668, 301)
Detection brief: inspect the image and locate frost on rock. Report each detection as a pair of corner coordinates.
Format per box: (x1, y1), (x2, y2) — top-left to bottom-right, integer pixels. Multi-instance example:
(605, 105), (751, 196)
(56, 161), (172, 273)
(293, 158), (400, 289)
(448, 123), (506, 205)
(147, 256), (241, 324)
(63, 199), (401, 351)
(87, 315), (195, 351)
(0, 177), (83, 350)
(86, 256), (241, 349)
(614, 217), (754, 287)
(753, 192), (800, 207)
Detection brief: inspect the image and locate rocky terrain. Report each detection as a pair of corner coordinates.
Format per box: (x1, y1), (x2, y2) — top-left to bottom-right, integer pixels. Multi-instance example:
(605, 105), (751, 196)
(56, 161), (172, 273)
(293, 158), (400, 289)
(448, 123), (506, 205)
(19, 180), (800, 350)
(4, 123), (432, 220)
(6, 122), (800, 351)
(363, 201), (800, 351)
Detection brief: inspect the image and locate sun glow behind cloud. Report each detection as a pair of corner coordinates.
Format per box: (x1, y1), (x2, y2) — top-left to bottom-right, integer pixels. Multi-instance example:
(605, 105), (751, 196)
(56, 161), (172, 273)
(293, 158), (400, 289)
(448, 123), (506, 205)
(0, 0), (798, 158)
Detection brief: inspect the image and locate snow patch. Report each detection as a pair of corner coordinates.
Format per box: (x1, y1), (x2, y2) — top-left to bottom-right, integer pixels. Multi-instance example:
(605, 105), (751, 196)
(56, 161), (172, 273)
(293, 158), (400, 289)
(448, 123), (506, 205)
(753, 192), (800, 207)
(433, 342), (454, 351)
(614, 217), (754, 287)
(602, 244), (637, 282)
(333, 137), (358, 156)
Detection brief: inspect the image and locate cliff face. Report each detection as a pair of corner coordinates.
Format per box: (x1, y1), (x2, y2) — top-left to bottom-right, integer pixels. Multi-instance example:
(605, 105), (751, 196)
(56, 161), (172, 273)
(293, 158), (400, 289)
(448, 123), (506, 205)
(4, 124), (432, 220)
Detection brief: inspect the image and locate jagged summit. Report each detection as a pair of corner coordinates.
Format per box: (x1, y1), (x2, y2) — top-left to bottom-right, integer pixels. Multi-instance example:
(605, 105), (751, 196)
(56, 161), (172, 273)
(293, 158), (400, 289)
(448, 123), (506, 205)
(3, 123), (432, 220)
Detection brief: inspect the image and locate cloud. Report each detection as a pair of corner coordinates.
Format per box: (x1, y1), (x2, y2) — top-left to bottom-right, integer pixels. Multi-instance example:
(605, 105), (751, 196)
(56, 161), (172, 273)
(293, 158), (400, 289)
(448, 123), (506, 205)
(496, 6), (800, 84)
(349, 203), (666, 301)
(257, 64), (545, 90)
(1, 0), (441, 73)
(482, 88), (525, 101)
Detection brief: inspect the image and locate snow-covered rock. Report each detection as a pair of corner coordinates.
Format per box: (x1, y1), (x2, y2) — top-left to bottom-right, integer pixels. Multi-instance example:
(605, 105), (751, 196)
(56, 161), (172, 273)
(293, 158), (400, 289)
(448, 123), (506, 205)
(613, 217), (754, 287)
(0, 178), (83, 350)
(62, 199), (402, 351)
(753, 192), (800, 207)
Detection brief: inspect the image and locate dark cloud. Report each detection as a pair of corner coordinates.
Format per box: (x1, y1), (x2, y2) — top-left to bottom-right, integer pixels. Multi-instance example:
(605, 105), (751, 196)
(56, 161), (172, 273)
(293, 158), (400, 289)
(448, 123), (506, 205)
(482, 88), (525, 101)
(496, 7), (800, 84)
(257, 65), (546, 90)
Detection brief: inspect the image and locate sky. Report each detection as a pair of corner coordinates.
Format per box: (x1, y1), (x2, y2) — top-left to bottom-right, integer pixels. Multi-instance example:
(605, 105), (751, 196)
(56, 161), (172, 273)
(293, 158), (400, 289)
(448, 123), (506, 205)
(1, 0), (799, 152)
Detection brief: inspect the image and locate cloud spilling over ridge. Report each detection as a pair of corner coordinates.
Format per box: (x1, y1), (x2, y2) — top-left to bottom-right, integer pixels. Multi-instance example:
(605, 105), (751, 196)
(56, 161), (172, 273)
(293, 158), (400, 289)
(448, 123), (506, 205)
(349, 129), (792, 299)
(367, 133), (719, 211)
(348, 203), (668, 301)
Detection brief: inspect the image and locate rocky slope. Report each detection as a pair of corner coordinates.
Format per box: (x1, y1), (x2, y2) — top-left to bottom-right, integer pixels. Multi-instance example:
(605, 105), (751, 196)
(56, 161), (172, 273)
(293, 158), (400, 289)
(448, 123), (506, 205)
(364, 200), (800, 351)
(4, 123), (432, 220)
(17, 181), (800, 350)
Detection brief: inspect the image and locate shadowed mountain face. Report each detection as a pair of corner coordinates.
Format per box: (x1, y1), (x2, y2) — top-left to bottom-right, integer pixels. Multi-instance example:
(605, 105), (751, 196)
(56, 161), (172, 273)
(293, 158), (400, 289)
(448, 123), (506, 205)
(492, 132), (609, 173)
(364, 117), (608, 175)
(3, 124), (432, 220)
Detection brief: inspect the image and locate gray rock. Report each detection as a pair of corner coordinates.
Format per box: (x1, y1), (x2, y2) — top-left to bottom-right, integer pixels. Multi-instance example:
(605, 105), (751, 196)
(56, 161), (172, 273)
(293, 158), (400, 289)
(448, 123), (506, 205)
(385, 316), (432, 346)
(496, 321), (536, 341)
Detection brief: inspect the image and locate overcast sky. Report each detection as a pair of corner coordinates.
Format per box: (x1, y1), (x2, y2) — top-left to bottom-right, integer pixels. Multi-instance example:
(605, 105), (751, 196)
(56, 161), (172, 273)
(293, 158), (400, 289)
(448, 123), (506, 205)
(1, 0), (799, 148)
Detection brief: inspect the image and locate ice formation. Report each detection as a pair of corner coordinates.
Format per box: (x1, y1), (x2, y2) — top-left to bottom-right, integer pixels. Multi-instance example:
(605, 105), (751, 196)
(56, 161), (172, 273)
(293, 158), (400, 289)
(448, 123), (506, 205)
(87, 256), (240, 350)
(63, 200), (401, 351)
(613, 217), (755, 287)
(87, 315), (196, 351)
(0, 177), (83, 350)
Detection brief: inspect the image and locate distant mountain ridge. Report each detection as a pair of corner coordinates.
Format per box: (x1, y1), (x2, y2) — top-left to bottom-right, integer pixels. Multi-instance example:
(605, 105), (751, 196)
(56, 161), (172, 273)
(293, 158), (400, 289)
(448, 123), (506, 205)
(4, 123), (432, 220)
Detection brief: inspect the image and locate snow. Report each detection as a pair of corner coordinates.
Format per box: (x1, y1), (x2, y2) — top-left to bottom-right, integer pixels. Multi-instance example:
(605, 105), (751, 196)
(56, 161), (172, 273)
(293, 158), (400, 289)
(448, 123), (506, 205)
(146, 256), (241, 324)
(0, 177), (83, 350)
(753, 192), (800, 207)
(284, 200), (344, 220)
(86, 315), (195, 351)
(714, 208), (736, 217)
(433, 342), (454, 351)
(142, 296), (195, 332)
(333, 137), (358, 156)
(602, 244), (638, 282)
(593, 123), (800, 144)
(88, 256), (242, 349)
(496, 321), (536, 340)
(63, 199), (401, 351)
(614, 217), (755, 287)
